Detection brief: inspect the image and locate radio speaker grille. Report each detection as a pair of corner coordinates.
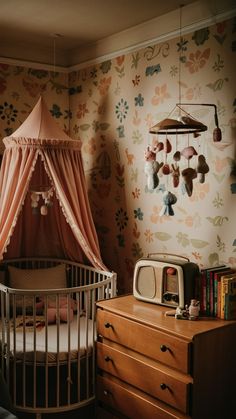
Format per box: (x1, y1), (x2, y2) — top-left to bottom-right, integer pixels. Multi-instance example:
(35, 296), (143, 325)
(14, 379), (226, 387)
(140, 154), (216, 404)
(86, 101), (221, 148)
(137, 266), (156, 298)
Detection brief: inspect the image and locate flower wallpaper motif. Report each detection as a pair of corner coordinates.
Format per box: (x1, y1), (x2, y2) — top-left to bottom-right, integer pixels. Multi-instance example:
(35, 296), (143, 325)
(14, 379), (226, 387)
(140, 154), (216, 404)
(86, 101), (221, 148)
(0, 65), (69, 155)
(69, 17), (236, 293)
(1, 17), (236, 293)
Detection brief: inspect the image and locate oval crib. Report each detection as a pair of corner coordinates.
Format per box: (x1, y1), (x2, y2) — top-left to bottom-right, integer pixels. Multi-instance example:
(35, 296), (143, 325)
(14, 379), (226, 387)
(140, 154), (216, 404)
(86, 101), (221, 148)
(0, 258), (117, 418)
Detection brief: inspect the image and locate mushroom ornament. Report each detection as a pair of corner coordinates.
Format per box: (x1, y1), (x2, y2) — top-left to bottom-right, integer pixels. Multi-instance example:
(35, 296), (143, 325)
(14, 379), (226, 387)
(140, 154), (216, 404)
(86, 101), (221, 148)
(181, 167), (197, 197)
(181, 146), (198, 160)
(197, 154), (209, 183)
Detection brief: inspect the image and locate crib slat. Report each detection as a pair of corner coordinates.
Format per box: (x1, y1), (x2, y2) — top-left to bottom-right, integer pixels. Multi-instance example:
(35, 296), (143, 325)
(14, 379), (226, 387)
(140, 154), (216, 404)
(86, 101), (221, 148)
(56, 294), (60, 408)
(67, 293), (71, 405)
(0, 257), (117, 417)
(45, 295), (49, 408)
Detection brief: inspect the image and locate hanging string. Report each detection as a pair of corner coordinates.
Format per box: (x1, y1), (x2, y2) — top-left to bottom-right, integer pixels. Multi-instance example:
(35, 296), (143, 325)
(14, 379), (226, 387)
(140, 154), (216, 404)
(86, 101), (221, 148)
(53, 36), (56, 78)
(178, 5), (183, 115)
(51, 33), (62, 79)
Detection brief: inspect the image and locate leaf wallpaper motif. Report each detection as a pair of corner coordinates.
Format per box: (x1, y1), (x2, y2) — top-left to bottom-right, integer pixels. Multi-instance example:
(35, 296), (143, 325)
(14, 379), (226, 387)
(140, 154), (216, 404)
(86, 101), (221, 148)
(69, 17), (236, 293)
(1, 17), (236, 294)
(0, 67), (69, 151)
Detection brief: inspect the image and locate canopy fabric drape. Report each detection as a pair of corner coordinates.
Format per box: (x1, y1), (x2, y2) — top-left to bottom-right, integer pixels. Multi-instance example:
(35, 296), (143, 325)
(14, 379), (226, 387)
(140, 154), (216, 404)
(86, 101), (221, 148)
(0, 97), (106, 270)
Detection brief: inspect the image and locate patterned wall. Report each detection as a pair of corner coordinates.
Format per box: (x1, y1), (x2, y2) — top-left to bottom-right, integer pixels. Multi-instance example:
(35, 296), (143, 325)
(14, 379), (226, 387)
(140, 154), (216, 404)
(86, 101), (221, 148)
(0, 66), (70, 156)
(69, 17), (236, 293)
(1, 17), (236, 293)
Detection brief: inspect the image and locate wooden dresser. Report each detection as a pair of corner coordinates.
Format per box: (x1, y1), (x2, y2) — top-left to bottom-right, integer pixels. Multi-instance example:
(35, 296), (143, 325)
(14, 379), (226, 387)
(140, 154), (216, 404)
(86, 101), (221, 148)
(96, 294), (236, 419)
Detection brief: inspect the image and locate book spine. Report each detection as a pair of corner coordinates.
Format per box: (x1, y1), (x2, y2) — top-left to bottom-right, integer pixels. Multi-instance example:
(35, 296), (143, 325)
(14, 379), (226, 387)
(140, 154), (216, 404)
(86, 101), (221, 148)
(224, 279), (236, 320)
(217, 279), (222, 318)
(213, 275), (218, 317)
(200, 271), (206, 315)
(221, 278), (230, 319)
(209, 271), (214, 316)
(206, 270), (211, 316)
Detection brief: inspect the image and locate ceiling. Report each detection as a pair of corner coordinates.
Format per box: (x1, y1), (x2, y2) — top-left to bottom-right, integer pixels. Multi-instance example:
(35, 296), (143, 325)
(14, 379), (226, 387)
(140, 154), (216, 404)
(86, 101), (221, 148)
(0, 0), (235, 68)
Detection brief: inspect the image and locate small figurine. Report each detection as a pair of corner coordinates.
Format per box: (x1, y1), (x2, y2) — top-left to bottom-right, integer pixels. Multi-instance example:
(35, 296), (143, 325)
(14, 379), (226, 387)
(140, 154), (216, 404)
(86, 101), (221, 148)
(171, 163), (180, 188)
(188, 299), (200, 319)
(175, 306), (187, 319)
(144, 146), (163, 190)
(174, 299), (200, 320)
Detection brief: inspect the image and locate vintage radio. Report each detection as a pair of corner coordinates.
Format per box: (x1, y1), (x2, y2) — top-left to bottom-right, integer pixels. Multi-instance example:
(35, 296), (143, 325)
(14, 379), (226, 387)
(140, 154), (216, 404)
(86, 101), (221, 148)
(133, 253), (199, 308)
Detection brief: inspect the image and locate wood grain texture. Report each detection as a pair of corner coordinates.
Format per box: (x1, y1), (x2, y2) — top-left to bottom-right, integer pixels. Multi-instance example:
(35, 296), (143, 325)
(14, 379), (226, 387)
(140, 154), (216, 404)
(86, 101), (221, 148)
(96, 294), (236, 419)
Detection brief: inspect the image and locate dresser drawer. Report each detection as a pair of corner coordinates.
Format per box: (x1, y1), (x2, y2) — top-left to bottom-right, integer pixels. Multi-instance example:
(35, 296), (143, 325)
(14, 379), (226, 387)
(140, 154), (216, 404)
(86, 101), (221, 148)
(97, 341), (191, 413)
(96, 405), (122, 419)
(97, 309), (191, 373)
(97, 374), (191, 419)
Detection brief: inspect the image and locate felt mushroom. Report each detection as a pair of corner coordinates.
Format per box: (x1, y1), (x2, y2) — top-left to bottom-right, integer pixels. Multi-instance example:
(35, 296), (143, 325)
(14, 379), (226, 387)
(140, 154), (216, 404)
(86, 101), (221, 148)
(159, 191), (177, 216)
(181, 146), (198, 160)
(197, 154), (209, 183)
(182, 167), (197, 197)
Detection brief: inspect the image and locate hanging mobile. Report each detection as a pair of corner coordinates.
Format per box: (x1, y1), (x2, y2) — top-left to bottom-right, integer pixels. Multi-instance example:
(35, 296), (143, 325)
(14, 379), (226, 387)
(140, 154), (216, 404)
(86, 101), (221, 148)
(159, 134), (177, 216)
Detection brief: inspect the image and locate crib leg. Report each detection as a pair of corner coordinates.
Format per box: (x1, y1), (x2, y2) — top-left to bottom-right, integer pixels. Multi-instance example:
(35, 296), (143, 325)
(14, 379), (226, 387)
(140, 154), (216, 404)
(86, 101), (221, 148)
(35, 414), (41, 419)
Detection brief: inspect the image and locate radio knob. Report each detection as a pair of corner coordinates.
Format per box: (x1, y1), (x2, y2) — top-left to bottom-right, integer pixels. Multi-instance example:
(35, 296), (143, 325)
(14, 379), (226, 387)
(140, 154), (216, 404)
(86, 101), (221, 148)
(160, 344), (169, 352)
(172, 294), (179, 303)
(163, 292), (171, 301)
(104, 322), (113, 329)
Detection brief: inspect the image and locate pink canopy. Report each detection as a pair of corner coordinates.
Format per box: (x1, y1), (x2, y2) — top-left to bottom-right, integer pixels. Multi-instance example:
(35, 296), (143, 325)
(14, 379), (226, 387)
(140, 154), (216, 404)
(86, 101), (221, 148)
(0, 97), (106, 270)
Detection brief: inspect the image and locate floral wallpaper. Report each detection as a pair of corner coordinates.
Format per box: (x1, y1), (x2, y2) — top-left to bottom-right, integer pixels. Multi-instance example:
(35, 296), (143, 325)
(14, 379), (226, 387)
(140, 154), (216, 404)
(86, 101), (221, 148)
(1, 17), (236, 294)
(69, 17), (236, 293)
(0, 66), (70, 156)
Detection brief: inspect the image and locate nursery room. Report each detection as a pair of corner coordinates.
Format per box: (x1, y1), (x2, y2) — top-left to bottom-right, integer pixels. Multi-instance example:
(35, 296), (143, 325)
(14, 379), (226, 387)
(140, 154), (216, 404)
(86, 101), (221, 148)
(0, 0), (236, 418)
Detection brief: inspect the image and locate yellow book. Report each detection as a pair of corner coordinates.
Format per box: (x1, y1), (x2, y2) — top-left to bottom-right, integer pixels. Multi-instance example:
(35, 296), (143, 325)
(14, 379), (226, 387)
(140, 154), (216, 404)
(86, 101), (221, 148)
(220, 273), (236, 319)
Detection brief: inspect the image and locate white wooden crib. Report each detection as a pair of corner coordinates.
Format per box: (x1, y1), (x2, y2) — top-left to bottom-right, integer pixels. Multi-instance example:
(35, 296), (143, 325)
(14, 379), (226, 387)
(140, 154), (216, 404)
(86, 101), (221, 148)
(0, 258), (117, 418)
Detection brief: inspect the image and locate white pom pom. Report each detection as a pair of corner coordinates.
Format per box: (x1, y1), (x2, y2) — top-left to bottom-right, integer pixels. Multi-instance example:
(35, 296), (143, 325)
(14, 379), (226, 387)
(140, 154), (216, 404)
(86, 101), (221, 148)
(40, 205), (48, 216)
(31, 192), (39, 202)
(31, 201), (38, 208)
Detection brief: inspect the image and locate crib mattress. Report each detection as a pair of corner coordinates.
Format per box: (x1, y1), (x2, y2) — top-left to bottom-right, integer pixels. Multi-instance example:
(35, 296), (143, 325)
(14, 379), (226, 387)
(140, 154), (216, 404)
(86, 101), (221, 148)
(1, 315), (95, 363)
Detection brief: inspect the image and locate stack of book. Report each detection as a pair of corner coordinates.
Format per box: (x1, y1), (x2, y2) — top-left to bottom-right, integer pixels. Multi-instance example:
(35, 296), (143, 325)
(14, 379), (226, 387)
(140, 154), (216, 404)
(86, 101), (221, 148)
(199, 265), (236, 319)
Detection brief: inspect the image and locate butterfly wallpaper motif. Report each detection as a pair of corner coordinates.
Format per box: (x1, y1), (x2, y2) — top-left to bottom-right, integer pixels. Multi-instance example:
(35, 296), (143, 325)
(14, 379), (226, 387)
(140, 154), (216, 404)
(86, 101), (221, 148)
(1, 17), (236, 293)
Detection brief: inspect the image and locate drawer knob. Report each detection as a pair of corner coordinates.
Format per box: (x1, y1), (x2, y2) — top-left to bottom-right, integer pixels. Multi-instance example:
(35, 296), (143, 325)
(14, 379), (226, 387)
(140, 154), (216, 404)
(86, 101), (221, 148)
(104, 356), (112, 362)
(104, 322), (113, 329)
(103, 389), (111, 396)
(160, 383), (167, 390)
(160, 344), (169, 352)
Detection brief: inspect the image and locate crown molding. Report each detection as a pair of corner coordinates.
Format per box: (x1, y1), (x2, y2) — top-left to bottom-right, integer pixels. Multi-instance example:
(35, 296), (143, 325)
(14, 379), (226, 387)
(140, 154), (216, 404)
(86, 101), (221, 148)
(69, 7), (236, 71)
(0, 57), (68, 73)
(0, 1), (235, 73)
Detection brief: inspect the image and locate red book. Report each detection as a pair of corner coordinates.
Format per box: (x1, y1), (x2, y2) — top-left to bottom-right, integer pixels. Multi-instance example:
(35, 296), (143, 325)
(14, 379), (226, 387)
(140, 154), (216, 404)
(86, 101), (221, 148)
(200, 265), (226, 316)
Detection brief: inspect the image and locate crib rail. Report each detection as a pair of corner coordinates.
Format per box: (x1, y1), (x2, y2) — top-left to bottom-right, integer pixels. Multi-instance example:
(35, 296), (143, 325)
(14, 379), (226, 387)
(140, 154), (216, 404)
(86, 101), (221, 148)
(0, 258), (117, 417)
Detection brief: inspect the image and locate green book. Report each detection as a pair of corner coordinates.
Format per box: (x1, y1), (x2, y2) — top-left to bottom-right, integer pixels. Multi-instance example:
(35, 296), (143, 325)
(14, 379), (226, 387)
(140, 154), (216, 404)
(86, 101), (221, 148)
(224, 278), (236, 320)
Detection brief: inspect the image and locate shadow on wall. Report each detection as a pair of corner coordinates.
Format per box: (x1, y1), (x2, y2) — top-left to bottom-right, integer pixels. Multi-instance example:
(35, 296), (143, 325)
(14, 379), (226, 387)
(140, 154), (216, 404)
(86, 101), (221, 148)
(84, 95), (134, 294)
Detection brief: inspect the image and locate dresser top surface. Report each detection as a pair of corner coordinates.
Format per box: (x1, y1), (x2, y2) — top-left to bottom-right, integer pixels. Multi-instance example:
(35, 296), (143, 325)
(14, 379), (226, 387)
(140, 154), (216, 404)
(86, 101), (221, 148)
(96, 294), (236, 340)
